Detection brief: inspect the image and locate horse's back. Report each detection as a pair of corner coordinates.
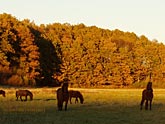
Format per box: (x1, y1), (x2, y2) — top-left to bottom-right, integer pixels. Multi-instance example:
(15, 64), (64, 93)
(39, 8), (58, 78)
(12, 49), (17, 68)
(26, 90), (33, 95)
(16, 90), (25, 96)
(68, 90), (74, 97)
(69, 90), (80, 97)
(16, 90), (32, 96)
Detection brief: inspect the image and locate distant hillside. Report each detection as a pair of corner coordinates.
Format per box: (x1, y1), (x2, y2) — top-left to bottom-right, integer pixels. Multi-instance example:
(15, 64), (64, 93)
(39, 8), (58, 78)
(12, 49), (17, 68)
(1, 13), (165, 88)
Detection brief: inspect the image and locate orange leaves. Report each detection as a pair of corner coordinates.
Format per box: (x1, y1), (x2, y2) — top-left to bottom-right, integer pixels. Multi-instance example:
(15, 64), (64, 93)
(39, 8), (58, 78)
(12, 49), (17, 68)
(1, 13), (165, 87)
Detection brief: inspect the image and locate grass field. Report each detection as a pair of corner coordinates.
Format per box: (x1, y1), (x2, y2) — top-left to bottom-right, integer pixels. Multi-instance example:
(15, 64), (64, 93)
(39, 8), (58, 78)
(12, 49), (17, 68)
(0, 87), (165, 124)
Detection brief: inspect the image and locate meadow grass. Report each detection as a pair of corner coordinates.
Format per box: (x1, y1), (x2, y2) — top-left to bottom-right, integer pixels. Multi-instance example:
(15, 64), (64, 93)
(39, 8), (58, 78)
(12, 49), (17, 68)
(0, 88), (165, 124)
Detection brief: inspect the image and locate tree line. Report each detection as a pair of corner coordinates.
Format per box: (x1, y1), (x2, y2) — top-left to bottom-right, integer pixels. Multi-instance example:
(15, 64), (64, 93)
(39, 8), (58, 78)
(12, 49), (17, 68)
(1, 13), (165, 88)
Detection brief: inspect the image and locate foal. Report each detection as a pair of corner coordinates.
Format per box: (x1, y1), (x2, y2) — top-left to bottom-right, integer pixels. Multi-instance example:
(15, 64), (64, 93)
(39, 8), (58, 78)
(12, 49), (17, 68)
(0, 90), (5, 97)
(140, 82), (153, 110)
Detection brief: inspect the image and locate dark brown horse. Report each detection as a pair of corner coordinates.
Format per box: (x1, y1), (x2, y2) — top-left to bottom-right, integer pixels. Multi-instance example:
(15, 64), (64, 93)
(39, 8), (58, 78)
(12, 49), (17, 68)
(16, 90), (33, 101)
(56, 83), (69, 111)
(0, 90), (5, 97)
(69, 90), (84, 104)
(140, 82), (153, 110)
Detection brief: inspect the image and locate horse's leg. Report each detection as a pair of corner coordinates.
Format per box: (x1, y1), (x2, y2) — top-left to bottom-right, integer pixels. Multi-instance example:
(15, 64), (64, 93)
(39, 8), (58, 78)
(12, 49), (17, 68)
(25, 95), (27, 101)
(75, 97), (78, 104)
(140, 99), (144, 110)
(58, 102), (61, 110)
(145, 100), (148, 110)
(149, 100), (152, 110)
(58, 101), (63, 111)
(16, 96), (18, 101)
(20, 96), (23, 101)
(64, 101), (68, 111)
(70, 97), (72, 104)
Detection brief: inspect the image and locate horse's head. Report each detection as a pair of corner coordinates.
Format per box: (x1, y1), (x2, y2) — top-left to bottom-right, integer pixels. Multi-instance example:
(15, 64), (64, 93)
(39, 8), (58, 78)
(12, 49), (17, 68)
(30, 93), (33, 100)
(79, 93), (84, 104)
(28, 91), (33, 100)
(147, 82), (152, 90)
(62, 83), (69, 93)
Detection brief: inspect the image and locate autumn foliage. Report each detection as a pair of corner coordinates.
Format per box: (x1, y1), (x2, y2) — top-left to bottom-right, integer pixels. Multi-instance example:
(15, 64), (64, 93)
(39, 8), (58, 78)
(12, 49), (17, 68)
(1, 13), (165, 88)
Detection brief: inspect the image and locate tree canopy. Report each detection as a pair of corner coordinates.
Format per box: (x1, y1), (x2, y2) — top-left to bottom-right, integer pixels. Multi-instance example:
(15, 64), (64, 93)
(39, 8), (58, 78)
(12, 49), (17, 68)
(1, 13), (165, 88)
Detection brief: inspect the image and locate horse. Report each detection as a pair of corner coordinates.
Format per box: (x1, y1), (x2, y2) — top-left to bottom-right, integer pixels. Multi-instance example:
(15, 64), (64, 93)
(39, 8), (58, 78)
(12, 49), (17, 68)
(16, 90), (33, 101)
(140, 82), (153, 110)
(0, 90), (5, 97)
(56, 83), (69, 111)
(69, 90), (84, 104)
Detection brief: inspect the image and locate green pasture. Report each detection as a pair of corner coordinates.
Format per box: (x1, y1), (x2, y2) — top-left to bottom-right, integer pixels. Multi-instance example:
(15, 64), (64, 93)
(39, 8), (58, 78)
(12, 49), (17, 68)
(0, 88), (165, 124)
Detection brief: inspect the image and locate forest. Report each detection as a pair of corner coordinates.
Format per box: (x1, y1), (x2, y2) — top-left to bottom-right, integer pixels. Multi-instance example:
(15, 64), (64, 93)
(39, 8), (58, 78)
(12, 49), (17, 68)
(1, 13), (165, 88)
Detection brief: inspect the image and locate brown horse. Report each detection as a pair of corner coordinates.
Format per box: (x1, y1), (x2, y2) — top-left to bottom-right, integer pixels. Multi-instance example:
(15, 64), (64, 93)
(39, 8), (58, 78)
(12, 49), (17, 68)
(16, 90), (33, 101)
(0, 90), (5, 97)
(69, 90), (84, 104)
(56, 83), (69, 111)
(140, 82), (153, 110)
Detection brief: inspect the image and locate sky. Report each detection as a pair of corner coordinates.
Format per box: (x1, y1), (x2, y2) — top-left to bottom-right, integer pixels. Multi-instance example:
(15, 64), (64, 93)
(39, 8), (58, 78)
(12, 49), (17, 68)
(0, 0), (165, 43)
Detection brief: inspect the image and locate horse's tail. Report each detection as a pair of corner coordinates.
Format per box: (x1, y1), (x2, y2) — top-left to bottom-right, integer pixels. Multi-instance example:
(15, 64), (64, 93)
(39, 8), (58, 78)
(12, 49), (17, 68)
(16, 91), (18, 97)
(15, 90), (19, 100)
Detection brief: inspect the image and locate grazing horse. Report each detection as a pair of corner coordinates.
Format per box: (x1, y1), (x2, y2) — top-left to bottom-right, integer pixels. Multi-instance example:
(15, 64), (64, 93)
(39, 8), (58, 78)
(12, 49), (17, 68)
(69, 90), (84, 104)
(0, 90), (5, 97)
(57, 83), (69, 111)
(140, 82), (153, 110)
(16, 90), (33, 101)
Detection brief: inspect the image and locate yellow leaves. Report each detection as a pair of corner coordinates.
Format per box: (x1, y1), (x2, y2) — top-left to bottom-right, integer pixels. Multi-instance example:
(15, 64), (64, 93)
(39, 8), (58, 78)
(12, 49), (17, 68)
(1, 13), (165, 87)
(29, 60), (40, 67)
(28, 51), (40, 59)
(0, 51), (10, 66)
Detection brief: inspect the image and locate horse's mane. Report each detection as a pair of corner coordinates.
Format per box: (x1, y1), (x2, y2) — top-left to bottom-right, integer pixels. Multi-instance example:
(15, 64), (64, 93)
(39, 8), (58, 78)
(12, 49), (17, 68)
(62, 83), (69, 93)
(146, 82), (153, 91)
(27, 90), (33, 99)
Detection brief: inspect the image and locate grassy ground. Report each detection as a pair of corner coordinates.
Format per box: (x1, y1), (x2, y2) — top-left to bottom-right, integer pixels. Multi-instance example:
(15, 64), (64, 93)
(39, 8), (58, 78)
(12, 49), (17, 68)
(0, 88), (165, 124)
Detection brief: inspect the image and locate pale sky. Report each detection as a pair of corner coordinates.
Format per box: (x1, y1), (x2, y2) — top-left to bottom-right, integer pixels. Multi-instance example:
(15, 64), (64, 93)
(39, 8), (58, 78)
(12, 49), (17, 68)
(0, 0), (165, 43)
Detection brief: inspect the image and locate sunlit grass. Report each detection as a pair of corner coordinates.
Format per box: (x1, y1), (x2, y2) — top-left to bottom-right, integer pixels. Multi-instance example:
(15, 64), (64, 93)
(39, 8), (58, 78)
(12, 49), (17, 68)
(0, 88), (165, 124)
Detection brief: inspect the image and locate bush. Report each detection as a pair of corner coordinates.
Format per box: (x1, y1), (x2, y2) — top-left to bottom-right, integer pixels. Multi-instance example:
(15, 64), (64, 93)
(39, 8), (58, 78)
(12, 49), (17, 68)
(6, 75), (22, 86)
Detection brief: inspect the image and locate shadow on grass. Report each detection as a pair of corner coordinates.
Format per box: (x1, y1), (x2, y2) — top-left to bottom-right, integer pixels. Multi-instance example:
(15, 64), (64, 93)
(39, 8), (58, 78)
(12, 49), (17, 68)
(139, 102), (163, 111)
(33, 98), (42, 101)
(44, 98), (56, 101)
(33, 98), (56, 101)
(1, 101), (165, 124)
(13, 98), (56, 101)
